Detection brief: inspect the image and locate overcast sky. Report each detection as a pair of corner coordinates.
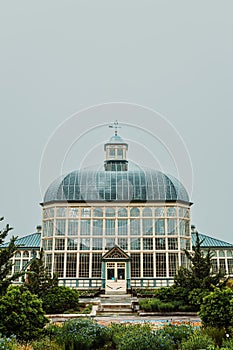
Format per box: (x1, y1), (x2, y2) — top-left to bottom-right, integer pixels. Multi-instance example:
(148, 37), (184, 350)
(1, 1), (233, 243)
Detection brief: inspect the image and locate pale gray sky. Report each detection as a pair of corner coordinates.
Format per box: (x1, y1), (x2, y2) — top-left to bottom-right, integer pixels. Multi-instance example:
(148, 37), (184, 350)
(1, 1), (233, 243)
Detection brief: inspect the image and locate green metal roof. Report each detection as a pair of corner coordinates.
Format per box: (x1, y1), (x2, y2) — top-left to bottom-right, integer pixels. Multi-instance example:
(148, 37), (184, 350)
(192, 232), (233, 248)
(0, 233), (41, 249)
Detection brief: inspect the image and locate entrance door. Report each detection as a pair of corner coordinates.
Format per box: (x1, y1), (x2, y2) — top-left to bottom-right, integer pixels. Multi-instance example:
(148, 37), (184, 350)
(106, 262), (126, 294)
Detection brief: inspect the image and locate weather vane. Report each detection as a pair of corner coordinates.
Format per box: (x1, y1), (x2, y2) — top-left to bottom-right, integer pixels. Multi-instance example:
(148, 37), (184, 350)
(109, 120), (121, 136)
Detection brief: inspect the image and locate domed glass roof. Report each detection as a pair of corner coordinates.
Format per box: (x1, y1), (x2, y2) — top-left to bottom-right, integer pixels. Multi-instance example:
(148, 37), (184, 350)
(43, 163), (189, 204)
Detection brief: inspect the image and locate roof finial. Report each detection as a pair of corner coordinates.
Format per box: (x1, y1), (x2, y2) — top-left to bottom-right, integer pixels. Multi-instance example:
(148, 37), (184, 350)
(109, 120), (121, 136)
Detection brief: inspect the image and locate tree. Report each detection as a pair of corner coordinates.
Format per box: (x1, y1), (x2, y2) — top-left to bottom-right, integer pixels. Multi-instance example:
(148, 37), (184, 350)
(174, 231), (222, 291)
(0, 217), (22, 295)
(25, 248), (58, 297)
(0, 286), (48, 341)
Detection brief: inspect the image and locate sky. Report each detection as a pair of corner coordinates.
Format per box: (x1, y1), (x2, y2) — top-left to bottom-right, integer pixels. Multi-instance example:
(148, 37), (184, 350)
(1, 1), (233, 243)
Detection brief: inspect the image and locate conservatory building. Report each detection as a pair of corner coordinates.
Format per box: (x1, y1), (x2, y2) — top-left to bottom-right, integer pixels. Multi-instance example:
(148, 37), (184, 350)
(41, 130), (192, 293)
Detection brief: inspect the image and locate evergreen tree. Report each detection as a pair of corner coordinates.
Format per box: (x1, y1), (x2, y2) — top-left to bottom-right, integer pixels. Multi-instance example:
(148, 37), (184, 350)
(174, 231), (222, 291)
(25, 248), (58, 297)
(0, 217), (21, 295)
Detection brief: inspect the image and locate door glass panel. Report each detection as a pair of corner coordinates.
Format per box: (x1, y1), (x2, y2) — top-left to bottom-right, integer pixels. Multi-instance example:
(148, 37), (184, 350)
(107, 268), (115, 280)
(117, 268), (125, 280)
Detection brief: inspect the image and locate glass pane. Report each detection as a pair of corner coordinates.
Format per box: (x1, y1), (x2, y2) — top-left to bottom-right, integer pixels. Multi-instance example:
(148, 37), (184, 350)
(106, 208), (115, 217)
(118, 208), (128, 217)
(106, 220), (115, 236)
(92, 238), (103, 250)
(130, 238), (141, 250)
(142, 208), (152, 217)
(81, 208), (91, 217)
(93, 208), (103, 217)
(142, 219), (153, 235)
(118, 219), (128, 236)
(93, 220), (103, 236)
(68, 220), (78, 236)
(68, 208), (79, 218)
(80, 220), (91, 236)
(55, 219), (66, 236)
(155, 219), (165, 235)
(130, 207), (140, 217)
(155, 207), (165, 217)
(167, 207), (176, 217)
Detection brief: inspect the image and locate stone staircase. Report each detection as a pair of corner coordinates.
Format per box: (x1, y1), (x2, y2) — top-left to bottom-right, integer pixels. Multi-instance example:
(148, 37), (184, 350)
(96, 294), (139, 316)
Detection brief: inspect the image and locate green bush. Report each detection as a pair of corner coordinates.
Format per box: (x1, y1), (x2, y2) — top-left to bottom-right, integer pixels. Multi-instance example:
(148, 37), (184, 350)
(111, 323), (175, 350)
(56, 318), (112, 350)
(0, 286), (48, 341)
(180, 330), (215, 350)
(198, 287), (233, 331)
(203, 326), (226, 348)
(221, 337), (233, 349)
(158, 324), (194, 347)
(42, 286), (80, 314)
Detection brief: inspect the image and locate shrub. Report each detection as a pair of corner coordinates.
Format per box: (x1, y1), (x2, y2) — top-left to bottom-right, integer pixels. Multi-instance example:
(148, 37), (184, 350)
(0, 286), (48, 341)
(180, 330), (215, 350)
(42, 286), (80, 314)
(111, 323), (175, 350)
(158, 324), (194, 347)
(198, 287), (233, 331)
(203, 326), (226, 348)
(56, 318), (112, 350)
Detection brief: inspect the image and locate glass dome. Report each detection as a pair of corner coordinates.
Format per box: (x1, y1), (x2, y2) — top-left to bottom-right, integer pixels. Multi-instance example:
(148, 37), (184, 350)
(43, 163), (189, 204)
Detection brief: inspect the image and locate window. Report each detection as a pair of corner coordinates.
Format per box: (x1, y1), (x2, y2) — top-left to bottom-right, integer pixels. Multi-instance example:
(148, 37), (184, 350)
(43, 220), (54, 237)
(68, 208), (79, 218)
(156, 253), (166, 277)
(43, 208), (54, 219)
(55, 219), (66, 236)
(130, 238), (141, 250)
(54, 253), (64, 277)
(130, 208), (140, 217)
(68, 220), (78, 236)
(79, 253), (89, 277)
(92, 238), (103, 250)
(117, 149), (123, 159)
(167, 219), (177, 235)
(80, 238), (90, 250)
(93, 220), (103, 236)
(143, 238), (153, 250)
(155, 219), (165, 235)
(143, 253), (154, 277)
(109, 148), (115, 158)
(15, 251), (21, 258)
(131, 253), (141, 277)
(81, 208), (91, 217)
(106, 238), (115, 249)
(45, 254), (52, 273)
(211, 259), (218, 274)
(106, 220), (115, 236)
(142, 208), (152, 217)
(219, 259), (226, 274)
(55, 238), (65, 250)
(92, 254), (102, 277)
(168, 253), (178, 277)
(66, 253), (77, 277)
(227, 259), (233, 274)
(130, 219), (140, 236)
(23, 251), (29, 258)
(14, 260), (21, 274)
(118, 219), (128, 236)
(56, 207), (66, 217)
(167, 207), (176, 217)
(142, 219), (153, 235)
(106, 208), (115, 217)
(168, 238), (178, 250)
(155, 238), (166, 250)
(80, 220), (91, 235)
(67, 238), (78, 250)
(93, 208), (103, 217)
(155, 207), (165, 217)
(118, 238), (128, 250)
(118, 208), (128, 217)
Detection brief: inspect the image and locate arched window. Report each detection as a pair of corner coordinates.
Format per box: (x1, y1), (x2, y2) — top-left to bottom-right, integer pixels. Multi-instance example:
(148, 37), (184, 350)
(93, 208), (103, 217)
(118, 208), (128, 217)
(167, 207), (176, 217)
(106, 208), (115, 217)
(15, 251), (21, 258)
(23, 251), (29, 258)
(130, 208), (140, 217)
(155, 207), (165, 217)
(142, 208), (152, 217)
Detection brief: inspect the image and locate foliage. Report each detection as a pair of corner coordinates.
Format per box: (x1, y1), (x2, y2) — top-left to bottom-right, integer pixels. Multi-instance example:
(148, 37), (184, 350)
(0, 217), (22, 295)
(139, 298), (177, 312)
(111, 323), (175, 350)
(180, 330), (215, 350)
(158, 324), (194, 347)
(188, 288), (210, 311)
(203, 326), (226, 348)
(174, 232), (222, 292)
(221, 337), (233, 349)
(25, 249), (58, 298)
(56, 318), (112, 350)
(198, 287), (233, 331)
(41, 286), (80, 314)
(0, 286), (48, 341)
(0, 335), (18, 350)
(31, 337), (62, 350)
